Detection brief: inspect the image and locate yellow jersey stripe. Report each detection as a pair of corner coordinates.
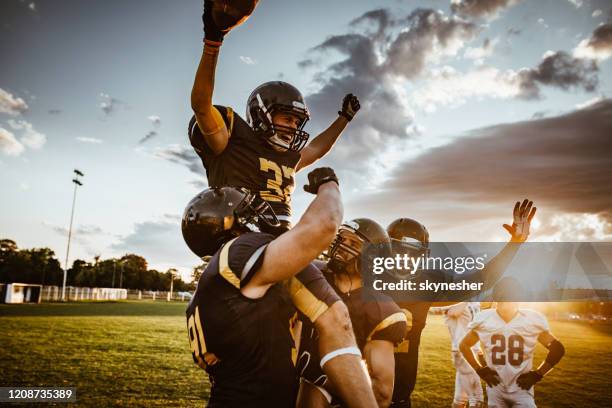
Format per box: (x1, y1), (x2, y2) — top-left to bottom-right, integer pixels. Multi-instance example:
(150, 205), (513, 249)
(219, 237), (241, 289)
(367, 311), (408, 342)
(287, 277), (329, 323)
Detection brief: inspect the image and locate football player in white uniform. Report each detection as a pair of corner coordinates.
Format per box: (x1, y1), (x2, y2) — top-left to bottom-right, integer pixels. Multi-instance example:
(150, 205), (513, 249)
(459, 279), (565, 408)
(443, 302), (485, 408)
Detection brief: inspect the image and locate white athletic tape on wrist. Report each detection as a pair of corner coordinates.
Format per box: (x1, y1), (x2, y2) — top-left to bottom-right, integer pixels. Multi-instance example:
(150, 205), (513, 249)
(320, 346), (361, 368)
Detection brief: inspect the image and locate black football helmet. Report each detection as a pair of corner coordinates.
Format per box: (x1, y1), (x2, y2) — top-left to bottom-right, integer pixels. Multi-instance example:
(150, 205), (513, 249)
(246, 81), (310, 152)
(328, 218), (390, 274)
(387, 218), (430, 258)
(182, 187), (279, 257)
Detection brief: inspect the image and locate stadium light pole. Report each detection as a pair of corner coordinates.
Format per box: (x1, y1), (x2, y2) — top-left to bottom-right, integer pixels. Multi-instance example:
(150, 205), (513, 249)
(112, 260), (116, 288)
(61, 169), (84, 301)
(118, 258), (127, 289)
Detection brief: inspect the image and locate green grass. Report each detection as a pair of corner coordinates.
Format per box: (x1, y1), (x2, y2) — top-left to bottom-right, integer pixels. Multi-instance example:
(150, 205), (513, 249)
(0, 301), (207, 407)
(413, 315), (612, 408)
(1, 302), (611, 407)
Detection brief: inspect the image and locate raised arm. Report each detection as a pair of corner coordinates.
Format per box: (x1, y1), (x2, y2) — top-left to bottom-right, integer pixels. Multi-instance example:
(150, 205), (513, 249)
(431, 199), (537, 301)
(191, 1), (259, 154)
(191, 43), (229, 155)
(296, 94), (360, 172)
(242, 168), (342, 297)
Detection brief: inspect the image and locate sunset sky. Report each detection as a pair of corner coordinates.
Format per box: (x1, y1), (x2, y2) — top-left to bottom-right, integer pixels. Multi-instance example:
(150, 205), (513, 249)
(2, 0), (611, 280)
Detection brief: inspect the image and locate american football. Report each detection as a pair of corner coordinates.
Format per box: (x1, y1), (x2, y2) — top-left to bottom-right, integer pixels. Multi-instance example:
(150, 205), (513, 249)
(211, 0), (259, 34)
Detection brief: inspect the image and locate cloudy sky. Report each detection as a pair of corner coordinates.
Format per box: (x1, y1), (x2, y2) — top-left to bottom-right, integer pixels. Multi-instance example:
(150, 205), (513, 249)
(2, 0), (611, 280)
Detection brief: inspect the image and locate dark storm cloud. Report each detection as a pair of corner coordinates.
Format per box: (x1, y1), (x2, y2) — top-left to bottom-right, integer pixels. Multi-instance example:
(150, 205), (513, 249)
(450, 0), (521, 19)
(385, 9), (479, 79)
(575, 22), (612, 60)
(354, 99), (612, 223)
(301, 8), (479, 169)
(515, 51), (599, 99)
(349, 8), (392, 41)
(589, 23), (612, 48)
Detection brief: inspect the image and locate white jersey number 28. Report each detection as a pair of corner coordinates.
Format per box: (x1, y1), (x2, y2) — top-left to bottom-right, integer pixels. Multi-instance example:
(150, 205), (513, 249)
(491, 334), (524, 366)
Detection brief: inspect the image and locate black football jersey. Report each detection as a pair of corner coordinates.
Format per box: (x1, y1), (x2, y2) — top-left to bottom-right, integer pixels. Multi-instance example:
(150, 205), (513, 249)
(339, 286), (408, 351)
(391, 301), (431, 407)
(188, 107), (300, 222)
(297, 266), (407, 402)
(186, 232), (298, 407)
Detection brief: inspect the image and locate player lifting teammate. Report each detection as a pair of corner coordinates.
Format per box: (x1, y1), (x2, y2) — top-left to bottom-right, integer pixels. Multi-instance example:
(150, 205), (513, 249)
(183, 168), (377, 407)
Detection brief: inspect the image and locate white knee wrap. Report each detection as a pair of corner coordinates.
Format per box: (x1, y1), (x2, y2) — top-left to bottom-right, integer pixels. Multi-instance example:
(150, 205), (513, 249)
(319, 346), (361, 368)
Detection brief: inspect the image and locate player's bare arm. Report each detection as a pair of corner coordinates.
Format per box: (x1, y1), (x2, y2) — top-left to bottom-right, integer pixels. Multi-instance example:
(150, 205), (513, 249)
(364, 340), (396, 407)
(458, 199), (537, 295)
(459, 330), (482, 372)
(460, 330), (501, 387)
(191, 42), (229, 154)
(191, 0), (259, 154)
(314, 301), (379, 408)
(296, 94), (361, 171)
(516, 331), (565, 390)
(242, 167), (342, 297)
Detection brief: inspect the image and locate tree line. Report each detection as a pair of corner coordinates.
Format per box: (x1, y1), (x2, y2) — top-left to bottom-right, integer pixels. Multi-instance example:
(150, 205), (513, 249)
(0, 239), (195, 292)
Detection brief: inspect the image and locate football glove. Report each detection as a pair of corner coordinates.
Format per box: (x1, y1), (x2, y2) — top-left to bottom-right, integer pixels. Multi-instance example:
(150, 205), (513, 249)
(202, 0), (259, 45)
(338, 93), (360, 121)
(304, 167), (339, 194)
(516, 370), (543, 390)
(476, 366), (501, 387)
(503, 198), (536, 242)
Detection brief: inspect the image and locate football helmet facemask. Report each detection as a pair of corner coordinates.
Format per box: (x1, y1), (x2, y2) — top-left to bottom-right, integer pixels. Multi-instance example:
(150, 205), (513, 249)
(182, 186), (279, 257)
(328, 218), (390, 274)
(246, 81), (310, 152)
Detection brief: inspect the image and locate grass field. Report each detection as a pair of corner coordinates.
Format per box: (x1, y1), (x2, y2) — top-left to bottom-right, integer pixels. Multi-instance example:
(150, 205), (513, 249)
(1, 302), (611, 407)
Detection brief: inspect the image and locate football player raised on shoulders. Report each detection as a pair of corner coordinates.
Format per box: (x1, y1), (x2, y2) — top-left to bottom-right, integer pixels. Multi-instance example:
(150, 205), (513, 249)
(190, 0), (361, 234)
